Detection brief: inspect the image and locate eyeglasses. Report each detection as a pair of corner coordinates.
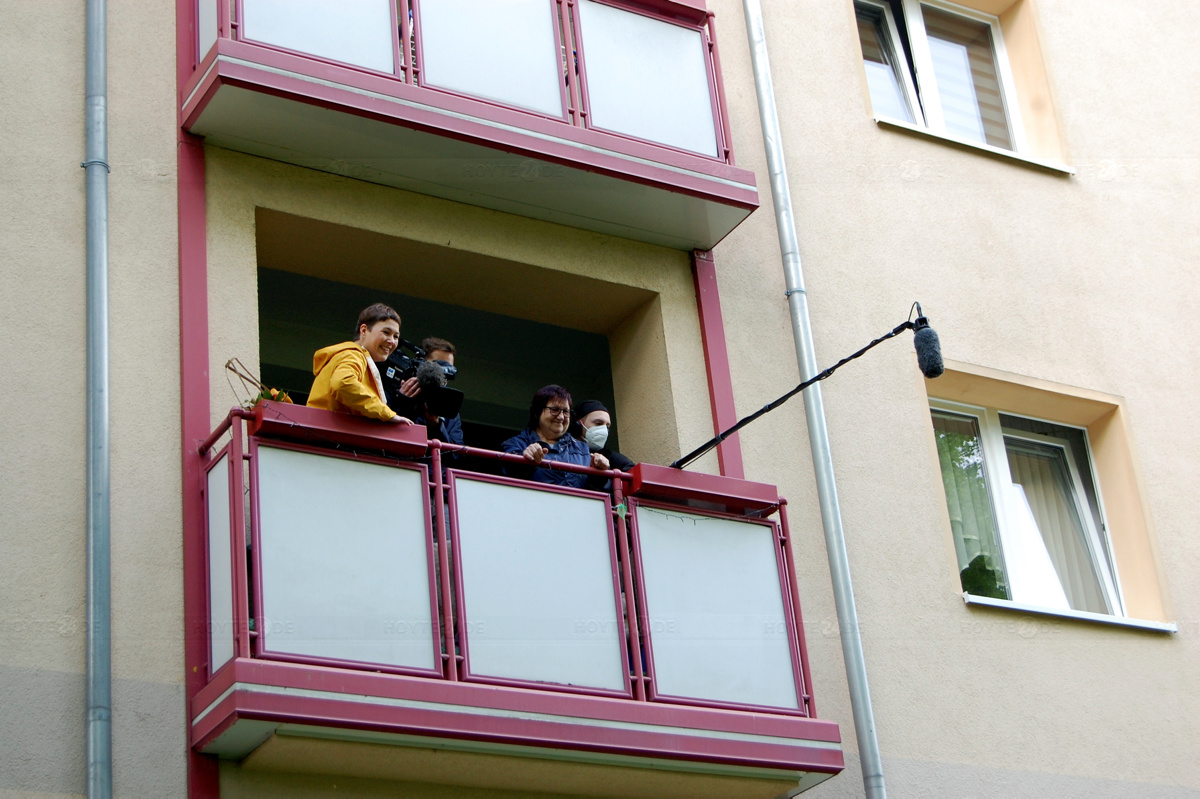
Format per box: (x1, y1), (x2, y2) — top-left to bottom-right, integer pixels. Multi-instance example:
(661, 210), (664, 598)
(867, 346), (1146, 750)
(542, 406), (571, 418)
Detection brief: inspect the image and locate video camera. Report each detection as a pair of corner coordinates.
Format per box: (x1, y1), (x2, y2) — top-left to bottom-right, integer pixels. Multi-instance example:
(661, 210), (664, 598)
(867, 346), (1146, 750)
(379, 339), (464, 420)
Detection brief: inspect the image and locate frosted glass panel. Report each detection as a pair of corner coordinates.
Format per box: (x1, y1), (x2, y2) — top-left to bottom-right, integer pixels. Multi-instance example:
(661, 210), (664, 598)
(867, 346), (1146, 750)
(256, 446), (436, 670)
(577, 0), (717, 156)
(635, 506), (798, 709)
(454, 477), (625, 691)
(206, 454), (235, 672)
(198, 0), (218, 61)
(420, 0), (564, 117)
(242, 0), (395, 74)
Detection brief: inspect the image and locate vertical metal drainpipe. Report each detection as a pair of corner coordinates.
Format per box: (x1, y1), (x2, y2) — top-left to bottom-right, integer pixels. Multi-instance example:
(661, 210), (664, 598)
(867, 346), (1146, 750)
(738, 1), (886, 796)
(84, 0), (113, 795)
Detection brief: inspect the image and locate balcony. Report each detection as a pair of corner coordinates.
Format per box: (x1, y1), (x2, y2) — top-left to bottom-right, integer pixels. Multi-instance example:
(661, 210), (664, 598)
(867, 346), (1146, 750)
(193, 402), (842, 795)
(182, 0), (758, 250)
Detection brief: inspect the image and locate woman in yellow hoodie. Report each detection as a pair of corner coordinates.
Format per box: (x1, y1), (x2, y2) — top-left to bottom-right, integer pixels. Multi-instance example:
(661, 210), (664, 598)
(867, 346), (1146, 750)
(307, 303), (413, 424)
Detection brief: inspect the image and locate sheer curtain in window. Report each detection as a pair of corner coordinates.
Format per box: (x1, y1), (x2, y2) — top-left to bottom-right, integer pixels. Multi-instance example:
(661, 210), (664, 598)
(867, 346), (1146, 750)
(1004, 440), (1108, 613)
(932, 412), (1007, 599)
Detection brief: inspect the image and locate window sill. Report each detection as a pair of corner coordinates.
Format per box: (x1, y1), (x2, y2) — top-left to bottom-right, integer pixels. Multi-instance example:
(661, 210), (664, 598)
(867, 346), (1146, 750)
(874, 117), (1076, 176)
(963, 593), (1177, 633)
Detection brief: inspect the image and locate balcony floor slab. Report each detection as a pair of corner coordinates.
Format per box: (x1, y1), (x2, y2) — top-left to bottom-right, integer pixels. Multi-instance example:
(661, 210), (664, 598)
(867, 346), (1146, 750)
(193, 660), (842, 795)
(182, 47), (757, 251)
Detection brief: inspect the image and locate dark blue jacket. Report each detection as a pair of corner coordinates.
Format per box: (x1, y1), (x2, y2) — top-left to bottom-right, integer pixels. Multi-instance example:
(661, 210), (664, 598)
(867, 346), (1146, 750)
(432, 414), (463, 448)
(501, 429), (590, 488)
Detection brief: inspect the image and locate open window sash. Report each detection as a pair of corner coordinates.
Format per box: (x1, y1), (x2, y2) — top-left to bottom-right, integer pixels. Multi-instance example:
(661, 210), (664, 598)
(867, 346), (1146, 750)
(856, 0), (924, 126)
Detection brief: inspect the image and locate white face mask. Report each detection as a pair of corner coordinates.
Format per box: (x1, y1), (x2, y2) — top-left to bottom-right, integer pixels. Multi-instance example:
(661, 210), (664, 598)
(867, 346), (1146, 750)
(584, 424), (609, 451)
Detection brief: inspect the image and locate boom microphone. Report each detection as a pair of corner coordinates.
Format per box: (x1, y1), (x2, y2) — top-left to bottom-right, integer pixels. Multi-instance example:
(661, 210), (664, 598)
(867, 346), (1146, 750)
(416, 359), (448, 392)
(912, 304), (944, 379)
(671, 301), (946, 469)
(416, 359), (465, 419)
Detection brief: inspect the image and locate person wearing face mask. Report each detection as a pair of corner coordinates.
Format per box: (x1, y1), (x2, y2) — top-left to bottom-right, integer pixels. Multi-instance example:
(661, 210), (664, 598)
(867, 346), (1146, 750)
(502, 385), (607, 488)
(572, 400), (634, 492)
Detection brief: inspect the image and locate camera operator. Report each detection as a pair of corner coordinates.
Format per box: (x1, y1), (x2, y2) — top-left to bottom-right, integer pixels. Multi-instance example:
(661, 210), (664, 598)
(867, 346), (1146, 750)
(377, 337), (464, 450)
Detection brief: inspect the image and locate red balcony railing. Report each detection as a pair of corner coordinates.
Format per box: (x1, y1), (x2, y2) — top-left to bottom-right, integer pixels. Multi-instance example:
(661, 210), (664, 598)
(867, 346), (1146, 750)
(183, 0), (758, 251)
(191, 402), (842, 786)
(197, 0), (734, 162)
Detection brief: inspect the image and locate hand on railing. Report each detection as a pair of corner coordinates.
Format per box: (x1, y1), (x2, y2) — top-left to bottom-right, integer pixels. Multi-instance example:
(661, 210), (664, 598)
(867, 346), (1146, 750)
(521, 441), (549, 464)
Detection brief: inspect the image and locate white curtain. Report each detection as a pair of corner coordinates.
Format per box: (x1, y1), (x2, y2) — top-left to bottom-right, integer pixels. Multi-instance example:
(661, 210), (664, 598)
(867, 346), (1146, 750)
(1004, 441), (1108, 613)
(932, 412), (1006, 598)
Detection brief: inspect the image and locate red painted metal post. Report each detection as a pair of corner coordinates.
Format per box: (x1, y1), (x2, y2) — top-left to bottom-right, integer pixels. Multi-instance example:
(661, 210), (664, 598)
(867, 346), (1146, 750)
(610, 477), (646, 700)
(246, 436), (264, 654)
(410, 0), (425, 86)
(778, 499), (815, 718)
(175, 113), (219, 799)
(398, 0), (412, 83)
(559, 0), (581, 125)
(705, 11), (735, 165)
(691, 249), (745, 478)
(430, 444), (458, 680)
(567, 0), (590, 124)
(228, 418), (252, 659)
(389, 0), (403, 79)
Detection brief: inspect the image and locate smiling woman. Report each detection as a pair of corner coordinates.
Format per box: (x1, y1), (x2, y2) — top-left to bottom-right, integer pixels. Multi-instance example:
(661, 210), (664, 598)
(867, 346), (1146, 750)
(501, 385), (604, 489)
(304, 303), (410, 423)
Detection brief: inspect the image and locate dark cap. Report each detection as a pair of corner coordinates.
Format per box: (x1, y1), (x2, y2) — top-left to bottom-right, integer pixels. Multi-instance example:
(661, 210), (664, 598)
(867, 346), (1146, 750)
(572, 399), (608, 422)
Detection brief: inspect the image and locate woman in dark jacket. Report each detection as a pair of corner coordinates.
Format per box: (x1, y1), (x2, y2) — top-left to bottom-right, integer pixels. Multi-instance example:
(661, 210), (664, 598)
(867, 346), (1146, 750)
(502, 385), (608, 488)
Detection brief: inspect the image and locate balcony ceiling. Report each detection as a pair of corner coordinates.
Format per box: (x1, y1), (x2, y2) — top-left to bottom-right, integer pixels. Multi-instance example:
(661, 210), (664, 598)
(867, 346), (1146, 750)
(183, 47), (759, 252)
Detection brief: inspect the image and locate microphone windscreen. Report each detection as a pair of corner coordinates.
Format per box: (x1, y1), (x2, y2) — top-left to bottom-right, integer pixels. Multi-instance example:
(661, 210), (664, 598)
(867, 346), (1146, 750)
(913, 325), (945, 379)
(416, 360), (447, 392)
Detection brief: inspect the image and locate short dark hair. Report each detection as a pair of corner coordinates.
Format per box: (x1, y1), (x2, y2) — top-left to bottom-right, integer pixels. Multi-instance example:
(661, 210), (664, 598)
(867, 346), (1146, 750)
(355, 303), (400, 338)
(421, 337), (456, 357)
(526, 384), (572, 432)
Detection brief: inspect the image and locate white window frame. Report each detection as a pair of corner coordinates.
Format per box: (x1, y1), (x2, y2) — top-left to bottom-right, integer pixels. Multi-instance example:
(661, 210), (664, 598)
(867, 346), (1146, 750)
(855, 0), (925, 127)
(858, 0), (1027, 153)
(930, 399), (1126, 618)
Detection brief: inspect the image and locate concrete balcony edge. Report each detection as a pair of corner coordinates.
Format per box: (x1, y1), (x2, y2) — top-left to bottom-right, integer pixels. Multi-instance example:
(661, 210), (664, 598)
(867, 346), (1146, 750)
(193, 660), (844, 781)
(181, 41), (759, 251)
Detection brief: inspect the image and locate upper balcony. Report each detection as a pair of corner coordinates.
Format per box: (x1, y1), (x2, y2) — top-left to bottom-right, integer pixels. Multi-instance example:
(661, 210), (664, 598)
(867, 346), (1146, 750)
(193, 402), (842, 796)
(182, 0), (758, 250)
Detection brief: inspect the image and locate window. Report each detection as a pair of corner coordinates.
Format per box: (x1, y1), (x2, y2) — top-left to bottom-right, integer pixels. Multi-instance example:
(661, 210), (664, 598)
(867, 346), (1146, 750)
(855, 1), (919, 125)
(855, 0), (1022, 152)
(930, 400), (1125, 616)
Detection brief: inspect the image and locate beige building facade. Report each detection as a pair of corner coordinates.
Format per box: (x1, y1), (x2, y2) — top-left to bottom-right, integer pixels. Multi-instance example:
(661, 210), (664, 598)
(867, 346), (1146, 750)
(2, 0), (1197, 797)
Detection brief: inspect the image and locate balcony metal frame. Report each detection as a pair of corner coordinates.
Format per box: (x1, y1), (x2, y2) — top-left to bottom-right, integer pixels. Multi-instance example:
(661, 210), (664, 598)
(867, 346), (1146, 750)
(180, 0), (757, 252)
(211, 0), (732, 162)
(247, 437), (446, 678)
(628, 497), (814, 716)
(445, 470), (636, 699)
(190, 402), (843, 778)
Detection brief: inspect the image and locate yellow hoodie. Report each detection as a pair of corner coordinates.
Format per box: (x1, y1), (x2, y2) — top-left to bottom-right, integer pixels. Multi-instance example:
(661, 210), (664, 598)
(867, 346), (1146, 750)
(306, 342), (396, 421)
